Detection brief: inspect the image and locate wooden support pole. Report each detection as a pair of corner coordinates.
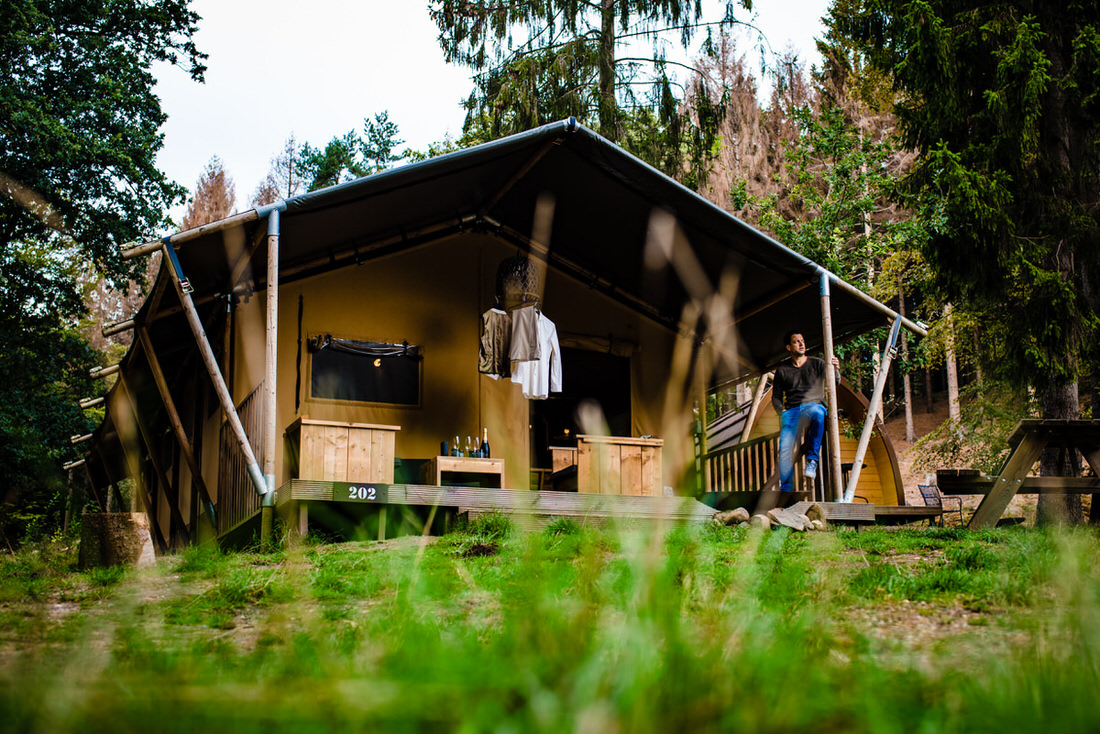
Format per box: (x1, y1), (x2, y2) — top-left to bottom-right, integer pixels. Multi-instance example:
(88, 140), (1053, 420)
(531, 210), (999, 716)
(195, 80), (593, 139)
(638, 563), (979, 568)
(820, 273), (843, 501)
(117, 374), (190, 548)
(102, 319), (136, 337)
(121, 209), (262, 259)
(161, 242), (267, 498)
(106, 394), (168, 553)
(90, 364), (121, 379)
(843, 317), (902, 502)
(741, 372), (772, 444)
(136, 325), (218, 533)
(261, 210), (280, 542)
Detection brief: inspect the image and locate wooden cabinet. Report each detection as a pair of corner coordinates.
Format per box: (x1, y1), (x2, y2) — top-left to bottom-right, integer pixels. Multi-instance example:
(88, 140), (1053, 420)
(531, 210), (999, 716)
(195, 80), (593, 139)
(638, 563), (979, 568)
(286, 417), (400, 483)
(575, 435), (663, 496)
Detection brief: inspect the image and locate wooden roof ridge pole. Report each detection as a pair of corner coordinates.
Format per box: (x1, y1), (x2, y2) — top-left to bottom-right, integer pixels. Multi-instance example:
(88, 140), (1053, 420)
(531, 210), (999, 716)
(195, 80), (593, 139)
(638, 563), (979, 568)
(260, 209), (280, 543)
(828, 274), (928, 339)
(135, 324), (218, 531)
(121, 209), (262, 259)
(737, 282), (814, 324)
(116, 373), (190, 547)
(820, 273), (844, 501)
(843, 317), (902, 503)
(160, 239), (267, 498)
(483, 135), (565, 214)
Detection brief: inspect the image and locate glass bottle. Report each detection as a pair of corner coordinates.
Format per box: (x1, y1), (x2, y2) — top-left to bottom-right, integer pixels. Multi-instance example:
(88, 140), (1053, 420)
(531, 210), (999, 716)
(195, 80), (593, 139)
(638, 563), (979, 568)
(481, 427), (490, 459)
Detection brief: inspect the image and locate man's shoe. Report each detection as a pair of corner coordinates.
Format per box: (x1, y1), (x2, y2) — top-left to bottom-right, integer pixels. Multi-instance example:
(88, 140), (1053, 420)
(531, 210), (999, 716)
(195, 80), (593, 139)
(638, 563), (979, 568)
(803, 459), (818, 479)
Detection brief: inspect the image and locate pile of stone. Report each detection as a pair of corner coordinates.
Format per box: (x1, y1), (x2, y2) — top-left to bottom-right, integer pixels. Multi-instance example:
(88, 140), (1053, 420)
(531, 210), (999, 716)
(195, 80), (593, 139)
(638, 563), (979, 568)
(711, 505), (826, 532)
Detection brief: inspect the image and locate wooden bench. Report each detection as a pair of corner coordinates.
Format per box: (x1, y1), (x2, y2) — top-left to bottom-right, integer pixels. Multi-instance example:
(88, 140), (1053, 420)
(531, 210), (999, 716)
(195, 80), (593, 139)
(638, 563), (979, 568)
(940, 419), (1100, 529)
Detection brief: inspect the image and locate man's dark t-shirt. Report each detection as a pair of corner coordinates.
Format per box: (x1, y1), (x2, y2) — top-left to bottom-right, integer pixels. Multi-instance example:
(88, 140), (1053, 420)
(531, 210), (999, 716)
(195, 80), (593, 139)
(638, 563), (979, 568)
(772, 357), (827, 413)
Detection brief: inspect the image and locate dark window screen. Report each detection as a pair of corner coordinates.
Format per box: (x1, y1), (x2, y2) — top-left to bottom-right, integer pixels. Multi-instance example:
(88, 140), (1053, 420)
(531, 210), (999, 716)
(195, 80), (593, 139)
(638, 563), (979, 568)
(309, 336), (420, 405)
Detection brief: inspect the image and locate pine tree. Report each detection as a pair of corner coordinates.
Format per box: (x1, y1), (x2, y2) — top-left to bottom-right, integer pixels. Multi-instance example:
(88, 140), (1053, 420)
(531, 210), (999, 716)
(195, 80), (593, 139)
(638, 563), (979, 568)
(846, 0), (1100, 523)
(431, 0), (751, 143)
(181, 157), (236, 230)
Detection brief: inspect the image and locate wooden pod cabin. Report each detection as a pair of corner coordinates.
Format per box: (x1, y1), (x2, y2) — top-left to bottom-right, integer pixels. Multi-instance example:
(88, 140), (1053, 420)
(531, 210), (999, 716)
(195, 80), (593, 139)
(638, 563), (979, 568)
(705, 380), (905, 506)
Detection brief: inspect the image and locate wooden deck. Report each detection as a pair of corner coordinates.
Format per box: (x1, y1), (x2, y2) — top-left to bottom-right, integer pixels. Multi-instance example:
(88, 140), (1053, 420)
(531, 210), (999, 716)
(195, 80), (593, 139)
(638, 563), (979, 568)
(275, 479), (715, 530)
(787, 500), (942, 527)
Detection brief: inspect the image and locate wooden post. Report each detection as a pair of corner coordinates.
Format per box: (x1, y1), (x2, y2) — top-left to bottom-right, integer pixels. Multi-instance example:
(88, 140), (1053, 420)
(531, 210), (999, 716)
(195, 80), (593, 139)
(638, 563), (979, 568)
(820, 273), (843, 501)
(106, 394), (167, 553)
(136, 326), (218, 532)
(742, 372), (771, 444)
(261, 209), (280, 544)
(117, 374), (190, 547)
(843, 317), (901, 502)
(161, 241), (267, 499)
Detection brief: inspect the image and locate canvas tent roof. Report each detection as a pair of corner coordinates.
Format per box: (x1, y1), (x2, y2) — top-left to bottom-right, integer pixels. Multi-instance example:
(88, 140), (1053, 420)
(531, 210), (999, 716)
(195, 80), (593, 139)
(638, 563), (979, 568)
(154, 118), (914, 372)
(86, 119), (920, 493)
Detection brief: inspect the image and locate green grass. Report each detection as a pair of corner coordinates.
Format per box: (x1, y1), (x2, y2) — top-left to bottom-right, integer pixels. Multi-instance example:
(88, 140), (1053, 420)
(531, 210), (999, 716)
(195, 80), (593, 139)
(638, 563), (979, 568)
(2, 524), (1100, 731)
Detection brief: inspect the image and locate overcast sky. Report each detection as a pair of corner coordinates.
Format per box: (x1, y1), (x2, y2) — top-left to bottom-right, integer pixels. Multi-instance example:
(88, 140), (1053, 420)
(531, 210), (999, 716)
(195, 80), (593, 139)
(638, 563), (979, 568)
(154, 0), (831, 220)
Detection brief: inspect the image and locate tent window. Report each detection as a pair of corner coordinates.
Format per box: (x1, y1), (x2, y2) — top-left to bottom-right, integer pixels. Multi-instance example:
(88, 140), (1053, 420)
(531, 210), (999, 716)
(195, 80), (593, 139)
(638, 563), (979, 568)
(308, 334), (421, 406)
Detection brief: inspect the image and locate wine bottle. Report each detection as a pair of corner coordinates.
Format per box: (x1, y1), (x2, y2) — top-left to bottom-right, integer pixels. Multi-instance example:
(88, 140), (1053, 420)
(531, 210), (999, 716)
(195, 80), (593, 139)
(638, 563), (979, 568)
(481, 427), (490, 459)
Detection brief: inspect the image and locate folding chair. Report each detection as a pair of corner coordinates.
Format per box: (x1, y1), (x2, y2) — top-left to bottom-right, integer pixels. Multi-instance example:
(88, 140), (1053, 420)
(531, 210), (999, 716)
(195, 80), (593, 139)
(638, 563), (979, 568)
(918, 484), (964, 526)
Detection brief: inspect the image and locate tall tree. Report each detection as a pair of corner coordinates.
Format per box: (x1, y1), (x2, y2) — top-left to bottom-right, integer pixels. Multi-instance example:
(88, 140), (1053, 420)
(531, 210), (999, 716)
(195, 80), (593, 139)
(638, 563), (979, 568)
(0, 0), (205, 543)
(252, 134), (305, 207)
(254, 114), (406, 201)
(430, 0), (750, 143)
(847, 1), (1100, 522)
(180, 156), (236, 230)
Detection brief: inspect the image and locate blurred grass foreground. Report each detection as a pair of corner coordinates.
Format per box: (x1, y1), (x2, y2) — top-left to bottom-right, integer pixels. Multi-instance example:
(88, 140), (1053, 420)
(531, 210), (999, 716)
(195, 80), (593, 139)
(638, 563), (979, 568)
(3, 519), (1100, 732)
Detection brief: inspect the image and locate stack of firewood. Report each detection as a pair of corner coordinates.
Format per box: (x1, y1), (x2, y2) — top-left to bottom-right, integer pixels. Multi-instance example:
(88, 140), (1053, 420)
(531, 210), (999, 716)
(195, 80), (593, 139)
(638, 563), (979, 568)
(711, 506), (826, 532)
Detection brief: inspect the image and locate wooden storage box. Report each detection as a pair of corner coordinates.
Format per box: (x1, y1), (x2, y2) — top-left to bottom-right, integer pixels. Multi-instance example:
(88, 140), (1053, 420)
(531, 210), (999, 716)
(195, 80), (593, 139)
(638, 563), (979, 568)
(576, 435), (663, 496)
(286, 417), (399, 483)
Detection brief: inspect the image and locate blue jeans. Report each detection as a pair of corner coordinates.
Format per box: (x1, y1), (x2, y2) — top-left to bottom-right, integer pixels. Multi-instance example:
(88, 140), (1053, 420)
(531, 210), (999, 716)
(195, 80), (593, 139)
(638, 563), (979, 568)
(778, 402), (826, 491)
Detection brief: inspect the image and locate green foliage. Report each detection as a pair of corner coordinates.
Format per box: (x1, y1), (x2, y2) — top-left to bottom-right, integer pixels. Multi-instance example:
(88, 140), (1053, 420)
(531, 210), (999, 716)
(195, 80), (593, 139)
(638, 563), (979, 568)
(6, 526), (1100, 730)
(911, 379), (1035, 474)
(0, 0), (205, 544)
(753, 104), (909, 285)
(431, 1), (750, 143)
(844, 0), (1100, 391)
(296, 112), (407, 192)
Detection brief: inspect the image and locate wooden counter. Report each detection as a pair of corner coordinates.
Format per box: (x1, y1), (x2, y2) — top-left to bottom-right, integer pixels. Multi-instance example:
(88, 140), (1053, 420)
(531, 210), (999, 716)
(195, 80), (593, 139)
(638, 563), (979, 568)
(426, 456), (505, 488)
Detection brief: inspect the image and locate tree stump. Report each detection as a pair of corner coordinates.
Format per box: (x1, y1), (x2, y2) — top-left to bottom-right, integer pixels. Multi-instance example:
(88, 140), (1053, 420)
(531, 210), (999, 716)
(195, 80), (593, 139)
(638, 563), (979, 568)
(78, 513), (156, 569)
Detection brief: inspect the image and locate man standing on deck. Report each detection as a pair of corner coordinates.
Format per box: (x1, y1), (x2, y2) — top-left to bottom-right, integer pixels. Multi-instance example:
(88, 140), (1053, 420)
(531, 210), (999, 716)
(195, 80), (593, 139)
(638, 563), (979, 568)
(772, 330), (840, 491)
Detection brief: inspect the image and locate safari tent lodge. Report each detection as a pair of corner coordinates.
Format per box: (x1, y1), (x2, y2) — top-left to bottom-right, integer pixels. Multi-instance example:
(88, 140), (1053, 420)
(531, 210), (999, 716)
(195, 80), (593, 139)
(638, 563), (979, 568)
(76, 120), (926, 549)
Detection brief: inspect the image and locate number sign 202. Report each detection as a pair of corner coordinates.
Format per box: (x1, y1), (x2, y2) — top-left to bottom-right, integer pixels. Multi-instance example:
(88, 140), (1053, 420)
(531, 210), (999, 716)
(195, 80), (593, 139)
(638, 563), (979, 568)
(334, 483), (389, 503)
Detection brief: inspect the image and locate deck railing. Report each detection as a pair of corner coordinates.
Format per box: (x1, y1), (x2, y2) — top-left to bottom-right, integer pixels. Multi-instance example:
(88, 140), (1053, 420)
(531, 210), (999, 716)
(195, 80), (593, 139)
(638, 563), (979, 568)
(703, 431), (819, 499)
(217, 382), (265, 534)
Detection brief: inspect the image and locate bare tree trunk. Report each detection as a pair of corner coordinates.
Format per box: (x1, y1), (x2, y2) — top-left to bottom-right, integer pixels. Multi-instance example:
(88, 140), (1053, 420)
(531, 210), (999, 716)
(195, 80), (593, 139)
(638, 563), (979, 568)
(598, 0), (618, 141)
(944, 305), (960, 423)
(899, 286), (915, 442)
(925, 366), (935, 413)
(1036, 380), (1082, 525)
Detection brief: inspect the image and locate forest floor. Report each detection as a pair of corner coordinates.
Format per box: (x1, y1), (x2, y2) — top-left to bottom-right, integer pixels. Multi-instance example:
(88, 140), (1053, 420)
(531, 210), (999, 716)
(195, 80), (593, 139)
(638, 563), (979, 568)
(882, 397), (1041, 524)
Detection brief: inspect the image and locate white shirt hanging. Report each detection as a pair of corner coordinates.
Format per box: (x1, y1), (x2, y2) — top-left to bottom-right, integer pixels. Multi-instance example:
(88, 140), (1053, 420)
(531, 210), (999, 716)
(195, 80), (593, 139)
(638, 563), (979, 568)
(510, 312), (562, 399)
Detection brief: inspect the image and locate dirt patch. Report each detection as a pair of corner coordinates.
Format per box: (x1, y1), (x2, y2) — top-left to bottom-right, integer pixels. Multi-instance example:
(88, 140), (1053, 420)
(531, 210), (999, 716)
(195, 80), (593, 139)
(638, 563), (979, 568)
(882, 397), (1036, 523)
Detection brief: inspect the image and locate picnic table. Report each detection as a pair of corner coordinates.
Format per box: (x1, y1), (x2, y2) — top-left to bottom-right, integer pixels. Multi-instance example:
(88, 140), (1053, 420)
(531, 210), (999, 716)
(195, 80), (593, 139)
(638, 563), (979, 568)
(937, 419), (1100, 529)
